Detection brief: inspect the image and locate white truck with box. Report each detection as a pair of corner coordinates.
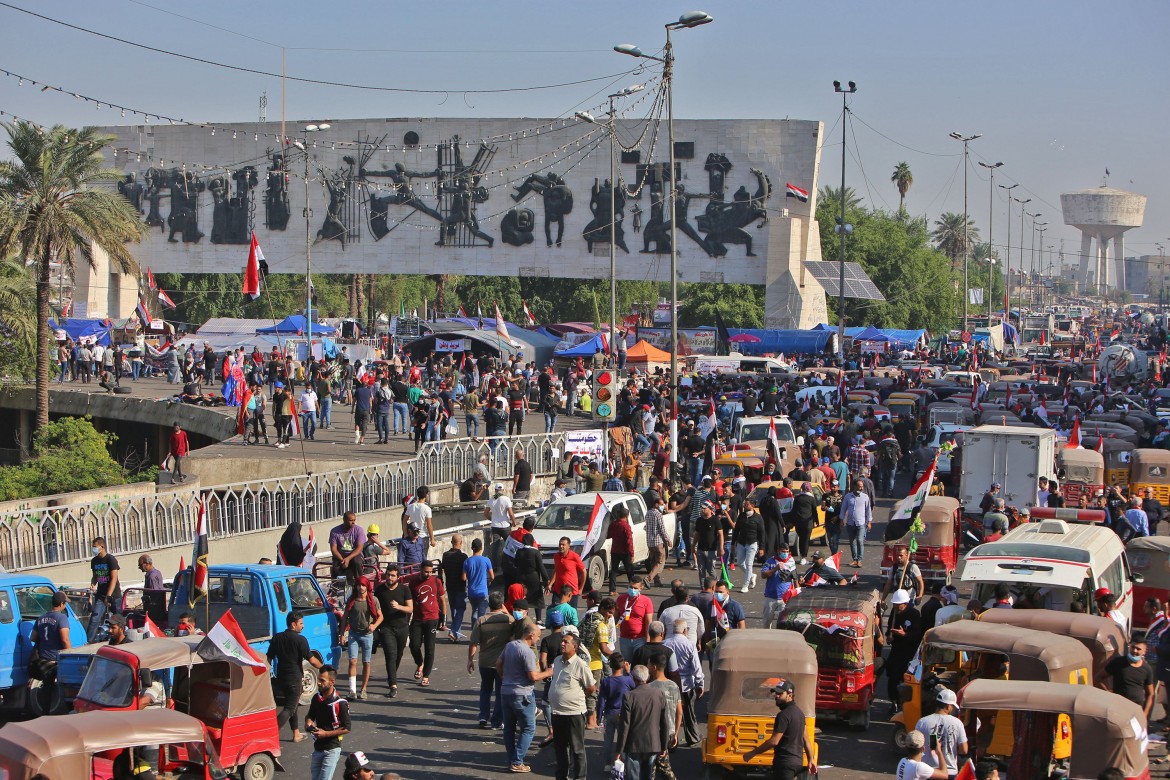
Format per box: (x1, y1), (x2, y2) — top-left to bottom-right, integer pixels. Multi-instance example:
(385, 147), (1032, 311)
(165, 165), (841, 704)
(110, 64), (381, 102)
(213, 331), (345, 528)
(957, 425), (1057, 516)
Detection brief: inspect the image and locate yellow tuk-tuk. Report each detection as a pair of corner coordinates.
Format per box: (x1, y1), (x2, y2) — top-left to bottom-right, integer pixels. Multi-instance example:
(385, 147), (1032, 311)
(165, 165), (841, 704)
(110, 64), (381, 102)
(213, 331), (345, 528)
(712, 455), (765, 485)
(891, 621), (1092, 750)
(959, 680), (1149, 780)
(886, 393), (919, 422)
(1130, 449), (1170, 505)
(749, 482), (826, 542)
(1099, 438), (1133, 488)
(703, 629), (818, 778)
(1056, 448), (1105, 507)
(976, 609), (1125, 687)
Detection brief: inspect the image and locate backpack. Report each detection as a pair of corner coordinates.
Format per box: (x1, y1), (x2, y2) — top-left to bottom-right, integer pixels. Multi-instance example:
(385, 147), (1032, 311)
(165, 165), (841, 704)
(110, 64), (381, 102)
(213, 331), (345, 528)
(879, 439), (902, 464)
(579, 610), (604, 650)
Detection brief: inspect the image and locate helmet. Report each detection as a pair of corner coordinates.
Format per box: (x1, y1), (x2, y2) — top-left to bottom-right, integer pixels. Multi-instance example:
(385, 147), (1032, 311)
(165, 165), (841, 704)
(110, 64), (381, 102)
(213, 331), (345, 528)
(367, 524), (380, 535)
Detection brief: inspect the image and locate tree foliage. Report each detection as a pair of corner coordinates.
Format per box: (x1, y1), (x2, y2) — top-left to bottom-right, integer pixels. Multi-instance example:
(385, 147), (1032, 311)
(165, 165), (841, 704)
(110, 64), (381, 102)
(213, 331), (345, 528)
(678, 283), (764, 328)
(891, 162), (913, 211)
(0, 416), (133, 501)
(932, 212), (981, 269)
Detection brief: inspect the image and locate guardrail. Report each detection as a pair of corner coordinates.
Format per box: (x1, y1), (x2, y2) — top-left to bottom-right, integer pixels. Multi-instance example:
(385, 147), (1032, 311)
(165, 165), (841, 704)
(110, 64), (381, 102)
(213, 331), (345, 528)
(0, 431), (576, 572)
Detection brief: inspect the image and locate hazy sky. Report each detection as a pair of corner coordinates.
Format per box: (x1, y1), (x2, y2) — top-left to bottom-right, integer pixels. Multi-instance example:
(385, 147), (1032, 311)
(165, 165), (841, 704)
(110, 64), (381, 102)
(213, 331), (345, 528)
(2, 0), (1168, 272)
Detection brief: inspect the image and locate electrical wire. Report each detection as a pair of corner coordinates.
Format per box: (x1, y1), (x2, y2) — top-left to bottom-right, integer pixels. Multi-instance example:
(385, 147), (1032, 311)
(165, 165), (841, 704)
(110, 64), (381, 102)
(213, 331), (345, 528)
(0, 3), (644, 95)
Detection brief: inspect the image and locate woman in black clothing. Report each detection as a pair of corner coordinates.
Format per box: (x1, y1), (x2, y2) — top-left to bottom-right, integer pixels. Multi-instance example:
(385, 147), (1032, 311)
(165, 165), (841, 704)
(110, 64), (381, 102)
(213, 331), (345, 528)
(513, 533), (549, 622)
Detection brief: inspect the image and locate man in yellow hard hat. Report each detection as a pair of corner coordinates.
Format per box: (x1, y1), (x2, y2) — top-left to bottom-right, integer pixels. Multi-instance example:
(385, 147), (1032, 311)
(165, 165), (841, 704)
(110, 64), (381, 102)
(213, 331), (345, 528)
(362, 525), (388, 572)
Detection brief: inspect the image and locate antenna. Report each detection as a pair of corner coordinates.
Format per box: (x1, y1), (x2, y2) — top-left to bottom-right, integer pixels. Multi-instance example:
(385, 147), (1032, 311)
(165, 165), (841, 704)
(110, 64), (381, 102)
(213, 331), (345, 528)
(259, 92), (267, 123)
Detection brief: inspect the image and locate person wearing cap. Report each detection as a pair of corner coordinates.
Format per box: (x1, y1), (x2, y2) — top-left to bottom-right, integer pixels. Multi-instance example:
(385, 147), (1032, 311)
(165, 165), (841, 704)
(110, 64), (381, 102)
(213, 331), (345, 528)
(982, 499), (1010, 537)
(32, 590), (72, 667)
(271, 381), (293, 448)
(1095, 588), (1129, 633)
(343, 751), (376, 780)
(884, 589), (922, 715)
(895, 728), (950, 779)
(486, 483), (516, 541)
(932, 586), (965, 627)
(692, 499), (725, 582)
(106, 613), (131, 645)
(978, 483), (1000, 517)
(741, 678), (817, 778)
(800, 550), (849, 587)
(914, 688), (968, 778)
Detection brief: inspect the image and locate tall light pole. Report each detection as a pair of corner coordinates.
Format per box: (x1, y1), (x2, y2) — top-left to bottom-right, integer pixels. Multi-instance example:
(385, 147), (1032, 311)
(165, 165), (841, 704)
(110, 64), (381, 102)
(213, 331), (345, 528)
(1031, 216), (1045, 304)
(1000, 183), (1019, 320)
(978, 161), (1003, 321)
(1014, 198), (1030, 315)
(834, 81), (857, 365)
(1157, 242), (1167, 311)
(950, 132), (981, 332)
(292, 122), (329, 360)
(616, 10), (713, 442)
(1037, 224), (1048, 307)
(576, 84), (644, 368)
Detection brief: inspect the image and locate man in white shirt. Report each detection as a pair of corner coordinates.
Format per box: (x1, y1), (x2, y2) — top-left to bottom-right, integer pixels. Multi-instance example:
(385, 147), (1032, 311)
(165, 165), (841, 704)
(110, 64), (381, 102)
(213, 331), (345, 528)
(485, 483), (515, 540)
(405, 485), (435, 544)
(298, 386), (318, 441)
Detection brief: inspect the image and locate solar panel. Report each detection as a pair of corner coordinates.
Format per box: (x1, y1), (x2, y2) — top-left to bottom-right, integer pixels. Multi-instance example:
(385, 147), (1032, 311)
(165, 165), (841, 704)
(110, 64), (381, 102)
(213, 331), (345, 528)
(803, 261), (886, 301)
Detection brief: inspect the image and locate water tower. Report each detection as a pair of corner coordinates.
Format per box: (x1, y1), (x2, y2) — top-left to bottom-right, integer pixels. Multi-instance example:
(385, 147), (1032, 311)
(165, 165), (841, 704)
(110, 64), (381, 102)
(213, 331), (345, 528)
(1060, 186), (1146, 291)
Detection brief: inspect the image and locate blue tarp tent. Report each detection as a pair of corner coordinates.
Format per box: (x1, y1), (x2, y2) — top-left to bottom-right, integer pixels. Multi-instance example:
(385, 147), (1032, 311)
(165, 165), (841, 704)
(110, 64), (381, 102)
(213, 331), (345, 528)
(50, 318), (113, 346)
(554, 333), (606, 357)
(256, 315), (337, 336)
(880, 329), (927, 349)
(854, 326), (889, 342)
(726, 328), (833, 355)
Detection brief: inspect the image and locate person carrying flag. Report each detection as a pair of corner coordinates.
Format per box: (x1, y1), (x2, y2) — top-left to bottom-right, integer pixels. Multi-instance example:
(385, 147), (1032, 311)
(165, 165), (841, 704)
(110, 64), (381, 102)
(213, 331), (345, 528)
(800, 551), (849, 587)
(884, 589), (923, 716)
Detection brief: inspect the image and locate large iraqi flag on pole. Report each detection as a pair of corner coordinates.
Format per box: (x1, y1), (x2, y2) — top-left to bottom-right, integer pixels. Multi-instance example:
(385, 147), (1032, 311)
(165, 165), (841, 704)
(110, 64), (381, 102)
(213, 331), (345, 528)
(889, 455), (938, 525)
(187, 498), (209, 608)
(579, 494), (609, 559)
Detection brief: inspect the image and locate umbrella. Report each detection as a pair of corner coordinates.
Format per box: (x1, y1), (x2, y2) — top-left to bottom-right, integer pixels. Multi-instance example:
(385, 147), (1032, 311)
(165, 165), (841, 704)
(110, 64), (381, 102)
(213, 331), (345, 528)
(728, 333), (761, 344)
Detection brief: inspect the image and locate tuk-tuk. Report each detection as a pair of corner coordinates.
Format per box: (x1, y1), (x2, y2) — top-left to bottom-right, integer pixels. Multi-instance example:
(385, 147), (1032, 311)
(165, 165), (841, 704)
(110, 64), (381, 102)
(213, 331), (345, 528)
(1097, 438), (1134, 488)
(748, 482), (826, 543)
(0, 709), (230, 780)
(886, 393), (919, 422)
(702, 629), (818, 777)
(880, 496), (961, 584)
(712, 455), (765, 486)
(891, 621), (1092, 750)
(71, 636), (281, 779)
(1056, 448), (1105, 507)
(776, 589), (880, 729)
(976, 609), (1126, 687)
(959, 679), (1149, 780)
(1130, 449), (1170, 505)
(1128, 535), (1170, 631)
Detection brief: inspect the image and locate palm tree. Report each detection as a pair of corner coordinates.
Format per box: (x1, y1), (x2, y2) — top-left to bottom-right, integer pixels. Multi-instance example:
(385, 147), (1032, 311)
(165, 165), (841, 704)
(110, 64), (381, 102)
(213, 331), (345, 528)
(0, 122), (145, 427)
(891, 162), (913, 211)
(817, 186), (863, 212)
(0, 254), (36, 350)
(932, 212), (981, 272)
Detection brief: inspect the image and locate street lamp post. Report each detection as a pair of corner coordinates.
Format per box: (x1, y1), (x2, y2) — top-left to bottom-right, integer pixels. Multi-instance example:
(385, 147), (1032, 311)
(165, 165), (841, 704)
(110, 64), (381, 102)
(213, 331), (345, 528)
(1014, 198), (1030, 314)
(616, 10), (713, 445)
(1157, 242), (1166, 311)
(951, 132), (981, 332)
(292, 123), (330, 360)
(1037, 225), (1048, 307)
(1000, 183), (1019, 320)
(979, 161), (1003, 321)
(834, 81), (857, 366)
(576, 84), (644, 369)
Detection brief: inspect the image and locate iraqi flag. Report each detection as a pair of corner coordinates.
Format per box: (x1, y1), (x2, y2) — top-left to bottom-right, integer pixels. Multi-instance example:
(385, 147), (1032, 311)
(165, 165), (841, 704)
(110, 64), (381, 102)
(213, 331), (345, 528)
(768, 416), (783, 464)
(785, 182), (809, 203)
(136, 298), (150, 324)
(197, 610), (268, 675)
(146, 267), (158, 290)
(243, 232), (263, 302)
(836, 372), (847, 402)
(955, 760), (977, 780)
(142, 614), (166, 638)
(188, 499), (209, 608)
(157, 288), (177, 309)
(889, 454), (938, 526)
(1110, 328), (1121, 342)
(522, 299), (536, 327)
(457, 304), (467, 318)
(1066, 418), (1083, 449)
(1094, 435), (1104, 454)
(493, 302), (513, 344)
(969, 384), (981, 412)
(579, 494), (609, 559)
(805, 552), (842, 587)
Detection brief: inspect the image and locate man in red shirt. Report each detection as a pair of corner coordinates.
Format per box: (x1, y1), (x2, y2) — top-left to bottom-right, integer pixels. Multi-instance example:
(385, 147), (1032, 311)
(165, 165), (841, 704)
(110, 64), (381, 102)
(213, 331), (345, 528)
(404, 560), (445, 687)
(551, 537), (585, 606)
(168, 422), (190, 482)
(614, 574), (654, 659)
(606, 504), (636, 593)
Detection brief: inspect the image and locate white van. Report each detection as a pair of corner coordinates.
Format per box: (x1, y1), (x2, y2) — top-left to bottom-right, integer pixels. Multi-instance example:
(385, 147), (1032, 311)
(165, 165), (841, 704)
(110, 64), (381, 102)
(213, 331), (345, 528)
(690, 355), (791, 375)
(733, 416), (799, 447)
(961, 519), (1139, 624)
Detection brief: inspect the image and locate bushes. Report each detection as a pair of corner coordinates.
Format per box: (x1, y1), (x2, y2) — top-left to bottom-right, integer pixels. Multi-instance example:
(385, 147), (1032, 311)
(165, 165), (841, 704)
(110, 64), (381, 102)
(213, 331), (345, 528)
(0, 416), (130, 501)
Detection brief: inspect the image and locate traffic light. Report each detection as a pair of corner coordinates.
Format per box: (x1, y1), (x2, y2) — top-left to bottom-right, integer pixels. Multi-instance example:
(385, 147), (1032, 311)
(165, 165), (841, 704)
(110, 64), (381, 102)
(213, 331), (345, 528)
(592, 368), (617, 422)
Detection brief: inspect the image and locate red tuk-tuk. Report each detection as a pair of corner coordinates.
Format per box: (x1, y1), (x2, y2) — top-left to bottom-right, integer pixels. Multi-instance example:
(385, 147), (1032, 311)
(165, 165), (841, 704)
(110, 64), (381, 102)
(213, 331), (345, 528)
(881, 495), (962, 583)
(72, 636), (281, 780)
(1127, 536), (1170, 631)
(1056, 448), (1105, 507)
(776, 588), (880, 729)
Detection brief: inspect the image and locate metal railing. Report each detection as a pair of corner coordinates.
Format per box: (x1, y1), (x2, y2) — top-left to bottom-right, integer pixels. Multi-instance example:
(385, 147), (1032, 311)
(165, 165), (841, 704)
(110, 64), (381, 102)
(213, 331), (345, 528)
(0, 431), (579, 572)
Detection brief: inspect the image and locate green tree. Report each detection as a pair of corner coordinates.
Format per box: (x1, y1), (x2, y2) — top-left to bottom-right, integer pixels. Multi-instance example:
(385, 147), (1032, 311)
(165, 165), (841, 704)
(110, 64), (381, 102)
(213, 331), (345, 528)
(678, 283), (764, 328)
(0, 416), (130, 500)
(0, 122), (146, 428)
(891, 162), (913, 211)
(932, 212), (981, 272)
(818, 186), (863, 212)
(0, 254), (36, 383)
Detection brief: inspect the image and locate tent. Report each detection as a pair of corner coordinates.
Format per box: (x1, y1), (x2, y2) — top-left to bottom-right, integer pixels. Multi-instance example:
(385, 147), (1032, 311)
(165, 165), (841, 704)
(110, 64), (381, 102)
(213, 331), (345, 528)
(626, 339), (671, 363)
(725, 328), (833, 355)
(50, 318), (113, 346)
(853, 326), (889, 342)
(554, 333), (606, 357)
(256, 315), (337, 336)
(880, 329), (927, 350)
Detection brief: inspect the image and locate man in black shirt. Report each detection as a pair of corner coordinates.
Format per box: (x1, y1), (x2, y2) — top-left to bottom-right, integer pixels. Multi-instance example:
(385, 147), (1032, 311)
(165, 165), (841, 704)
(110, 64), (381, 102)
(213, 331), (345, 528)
(373, 565), (413, 698)
(506, 382), (527, 436)
(267, 611), (323, 742)
(885, 589), (922, 715)
(742, 678), (816, 778)
(1105, 640), (1156, 718)
(513, 451), (533, 498)
(89, 536), (121, 642)
(306, 666), (351, 778)
(460, 474), (486, 502)
(32, 591), (72, 667)
(442, 536), (470, 642)
(692, 501), (724, 582)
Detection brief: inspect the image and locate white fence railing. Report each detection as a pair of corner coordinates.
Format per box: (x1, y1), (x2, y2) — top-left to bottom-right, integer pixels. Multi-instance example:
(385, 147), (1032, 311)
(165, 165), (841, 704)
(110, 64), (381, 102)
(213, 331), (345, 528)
(0, 431), (575, 572)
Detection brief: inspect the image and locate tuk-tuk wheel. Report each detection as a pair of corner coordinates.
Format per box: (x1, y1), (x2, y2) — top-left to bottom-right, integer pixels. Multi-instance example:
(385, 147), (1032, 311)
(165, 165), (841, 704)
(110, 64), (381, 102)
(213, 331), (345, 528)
(891, 723), (911, 749)
(299, 661), (319, 706)
(27, 675), (64, 717)
(242, 752), (276, 780)
(851, 706), (871, 731)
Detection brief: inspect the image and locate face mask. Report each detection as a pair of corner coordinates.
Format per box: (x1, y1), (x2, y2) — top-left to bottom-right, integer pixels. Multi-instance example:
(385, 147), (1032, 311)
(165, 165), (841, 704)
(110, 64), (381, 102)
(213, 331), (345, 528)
(627, 587), (640, 598)
(1127, 653), (1142, 663)
(779, 553), (791, 561)
(715, 592), (728, 603)
(91, 546), (101, 556)
(853, 490), (862, 496)
(513, 610), (525, 620)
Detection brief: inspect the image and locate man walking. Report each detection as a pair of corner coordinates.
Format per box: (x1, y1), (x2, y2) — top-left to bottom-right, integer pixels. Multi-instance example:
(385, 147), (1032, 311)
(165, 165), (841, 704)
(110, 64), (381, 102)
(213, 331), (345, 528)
(497, 622), (552, 773)
(305, 666), (350, 780)
(841, 478), (873, 569)
(267, 611), (323, 743)
(299, 383), (318, 441)
(613, 665), (671, 780)
(469, 592), (514, 729)
(88, 536), (121, 642)
(741, 678), (817, 779)
(663, 618), (704, 746)
(733, 496), (764, 593)
(373, 565), (412, 700)
(168, 422), (190, 482)
(549, 633), (595, 780)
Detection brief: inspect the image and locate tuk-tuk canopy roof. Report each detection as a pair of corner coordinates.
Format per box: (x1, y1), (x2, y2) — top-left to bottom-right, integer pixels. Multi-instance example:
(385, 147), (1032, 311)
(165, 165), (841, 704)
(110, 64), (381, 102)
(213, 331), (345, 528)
(976, 609), (1125, 676)
(924, 621), (1093, 683)
(919, 496), (961, 525)
(1128, 535), (1170, 555)
(1058, 448), (1105, 469)
(709, 629), (818, 716)
(1127, 536), (1170, 591)
(780, 588), (881, 619)
(1132, 448), (1170, 470)
(958, 680), (1148, 778)
(0, 710), (207, 780)
(889, 496), (958, 547)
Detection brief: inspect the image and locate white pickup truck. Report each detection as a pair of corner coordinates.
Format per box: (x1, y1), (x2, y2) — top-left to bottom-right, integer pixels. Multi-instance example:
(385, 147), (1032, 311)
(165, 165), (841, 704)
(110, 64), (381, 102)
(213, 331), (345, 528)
(530, 491), (677, 591)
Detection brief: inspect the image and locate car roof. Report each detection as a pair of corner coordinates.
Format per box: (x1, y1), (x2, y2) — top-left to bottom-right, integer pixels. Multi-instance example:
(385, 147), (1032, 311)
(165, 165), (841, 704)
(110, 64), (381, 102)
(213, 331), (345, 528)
(202, 564), (307, 576)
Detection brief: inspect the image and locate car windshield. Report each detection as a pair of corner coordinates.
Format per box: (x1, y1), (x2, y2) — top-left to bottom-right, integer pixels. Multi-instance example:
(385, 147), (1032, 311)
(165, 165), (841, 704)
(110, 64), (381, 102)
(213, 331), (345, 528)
(535, 504), (594, 531)
(14, 585), (56, 619)
(77, 656), (136, 709)
(740, 423), (795, 443)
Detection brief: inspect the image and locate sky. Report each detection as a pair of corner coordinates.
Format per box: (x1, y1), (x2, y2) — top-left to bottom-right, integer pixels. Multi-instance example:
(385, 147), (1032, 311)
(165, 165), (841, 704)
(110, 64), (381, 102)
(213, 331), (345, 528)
(2, 0), (1168, 276)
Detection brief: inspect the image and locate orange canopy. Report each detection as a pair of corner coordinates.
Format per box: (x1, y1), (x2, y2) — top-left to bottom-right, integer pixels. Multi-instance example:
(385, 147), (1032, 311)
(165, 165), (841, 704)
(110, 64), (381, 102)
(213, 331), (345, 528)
(626, 339), (671, 362)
